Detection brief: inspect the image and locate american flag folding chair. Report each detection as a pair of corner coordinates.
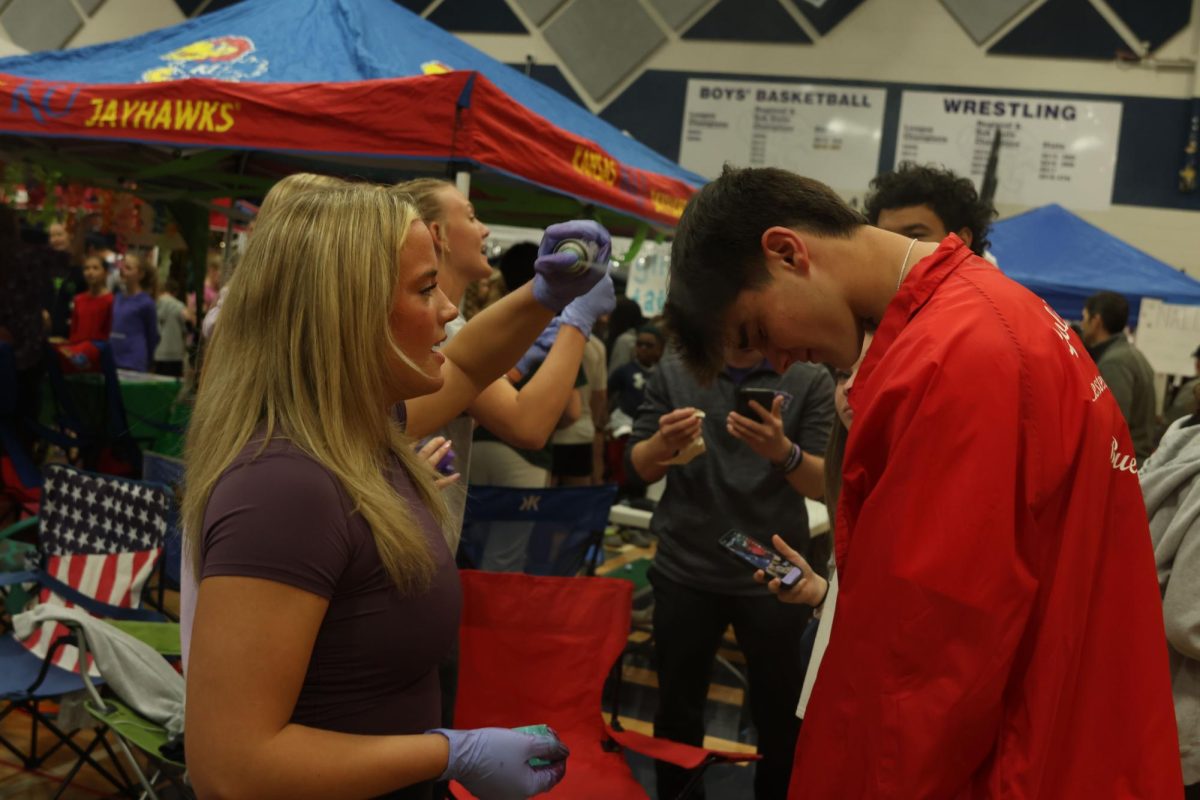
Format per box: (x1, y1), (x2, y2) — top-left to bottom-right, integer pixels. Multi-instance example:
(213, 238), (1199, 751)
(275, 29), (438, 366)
(0, 463), (169, 796)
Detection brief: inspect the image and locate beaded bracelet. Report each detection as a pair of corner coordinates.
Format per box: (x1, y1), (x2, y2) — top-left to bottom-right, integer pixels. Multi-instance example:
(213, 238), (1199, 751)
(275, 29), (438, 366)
(775, 441), (803, 473)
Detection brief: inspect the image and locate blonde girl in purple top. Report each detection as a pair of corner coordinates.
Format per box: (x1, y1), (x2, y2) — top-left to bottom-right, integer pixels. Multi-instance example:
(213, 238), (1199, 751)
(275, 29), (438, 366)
(183, 182), (608, 799)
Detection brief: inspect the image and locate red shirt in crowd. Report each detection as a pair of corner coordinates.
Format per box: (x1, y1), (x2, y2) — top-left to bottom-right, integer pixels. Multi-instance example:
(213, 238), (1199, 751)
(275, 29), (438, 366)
(69, 291), (112, 344)
(791, 237), (1180, 797)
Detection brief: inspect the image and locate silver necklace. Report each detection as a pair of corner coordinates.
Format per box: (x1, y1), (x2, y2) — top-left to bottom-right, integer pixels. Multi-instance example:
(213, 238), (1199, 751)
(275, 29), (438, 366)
(896, 237), (919, 291)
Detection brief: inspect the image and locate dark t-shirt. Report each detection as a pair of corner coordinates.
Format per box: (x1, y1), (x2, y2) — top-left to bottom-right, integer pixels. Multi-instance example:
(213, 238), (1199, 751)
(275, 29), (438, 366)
(199, 431), (461, 740)
(608, 360), (653, 418)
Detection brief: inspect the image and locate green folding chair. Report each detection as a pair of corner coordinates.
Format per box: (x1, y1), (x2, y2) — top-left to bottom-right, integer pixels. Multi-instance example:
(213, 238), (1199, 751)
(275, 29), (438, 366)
(66, 619), (189, 800)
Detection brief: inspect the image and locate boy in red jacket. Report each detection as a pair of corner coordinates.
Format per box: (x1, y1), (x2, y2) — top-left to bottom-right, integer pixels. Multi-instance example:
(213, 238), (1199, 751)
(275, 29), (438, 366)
(69, 254), (112, 344)
(664, 166), (1181, 798)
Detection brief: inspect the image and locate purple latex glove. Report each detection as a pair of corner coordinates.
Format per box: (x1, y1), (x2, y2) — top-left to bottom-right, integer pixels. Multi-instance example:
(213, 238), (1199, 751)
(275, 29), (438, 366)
(430, 727), (569, 800)
(559, 273), (615, 340)
(532, 220), (612, 312)
(513, 318), (562, 378)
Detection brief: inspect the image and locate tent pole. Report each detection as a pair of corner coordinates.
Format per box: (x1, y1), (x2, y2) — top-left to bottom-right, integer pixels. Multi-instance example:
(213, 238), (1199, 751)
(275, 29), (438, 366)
(455, 170), (470, 197)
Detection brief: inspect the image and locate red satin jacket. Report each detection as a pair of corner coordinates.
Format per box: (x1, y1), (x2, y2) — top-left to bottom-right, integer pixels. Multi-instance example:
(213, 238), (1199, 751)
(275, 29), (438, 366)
(791, 237), (1180, 798)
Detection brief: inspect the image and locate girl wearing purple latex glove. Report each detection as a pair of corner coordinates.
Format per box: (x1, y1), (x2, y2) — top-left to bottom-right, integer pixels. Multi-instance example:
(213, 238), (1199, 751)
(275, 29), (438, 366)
(513, 277), (617, 380)
(531, 220), (612, 313)
(430, 727), (569, 799)
(559, 272), (616, 340)
(400, 181), (604, 456)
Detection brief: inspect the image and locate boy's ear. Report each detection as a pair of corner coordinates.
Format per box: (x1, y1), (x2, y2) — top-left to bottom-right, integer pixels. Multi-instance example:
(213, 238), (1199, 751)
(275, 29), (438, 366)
(761, 227), (810, 274)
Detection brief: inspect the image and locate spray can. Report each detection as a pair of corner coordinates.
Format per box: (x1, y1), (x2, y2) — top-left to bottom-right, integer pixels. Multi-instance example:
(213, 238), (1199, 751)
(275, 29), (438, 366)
(553, 238), (598, 277)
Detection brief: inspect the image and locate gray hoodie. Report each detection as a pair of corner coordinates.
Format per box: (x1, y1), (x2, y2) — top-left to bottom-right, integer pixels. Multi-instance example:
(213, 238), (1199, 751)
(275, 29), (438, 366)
(1139, 416), (1200, 784)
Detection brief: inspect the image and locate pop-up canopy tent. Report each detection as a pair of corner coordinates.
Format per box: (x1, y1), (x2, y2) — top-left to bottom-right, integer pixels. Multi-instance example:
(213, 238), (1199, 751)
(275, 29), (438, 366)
(989, 204), (1200, 327)
(0, 0), (702, 232)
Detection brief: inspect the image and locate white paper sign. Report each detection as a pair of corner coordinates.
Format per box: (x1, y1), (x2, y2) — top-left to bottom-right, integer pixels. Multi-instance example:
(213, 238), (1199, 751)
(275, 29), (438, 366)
(679, 79), (887, 194)
(625, 253), (670, 317)
(895, 91), (1122, 210)
(1134, 297), (1200, 375)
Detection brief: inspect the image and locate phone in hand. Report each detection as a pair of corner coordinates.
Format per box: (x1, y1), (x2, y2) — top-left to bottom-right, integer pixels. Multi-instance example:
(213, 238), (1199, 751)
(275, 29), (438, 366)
(718, 529), (803, 588)
(735, 387), (778, 420)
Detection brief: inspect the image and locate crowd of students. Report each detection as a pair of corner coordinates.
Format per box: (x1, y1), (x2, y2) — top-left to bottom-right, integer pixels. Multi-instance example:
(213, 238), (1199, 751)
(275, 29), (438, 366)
(1, 160), (1196, 799)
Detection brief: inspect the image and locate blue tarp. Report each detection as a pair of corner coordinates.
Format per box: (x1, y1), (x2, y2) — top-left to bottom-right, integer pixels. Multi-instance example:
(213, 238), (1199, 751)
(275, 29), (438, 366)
(990, 203), (1200, 326)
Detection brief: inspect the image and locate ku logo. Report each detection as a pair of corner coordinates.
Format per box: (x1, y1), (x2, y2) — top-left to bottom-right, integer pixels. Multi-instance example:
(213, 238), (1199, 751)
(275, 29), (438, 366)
(142, 35), (268, 83)
(520, 495), (542, 512)
(8, 81), (81, 124)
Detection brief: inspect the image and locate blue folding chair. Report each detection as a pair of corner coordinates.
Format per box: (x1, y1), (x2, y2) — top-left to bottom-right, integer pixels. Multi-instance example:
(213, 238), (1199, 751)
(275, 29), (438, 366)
(458, 484), (618, 576)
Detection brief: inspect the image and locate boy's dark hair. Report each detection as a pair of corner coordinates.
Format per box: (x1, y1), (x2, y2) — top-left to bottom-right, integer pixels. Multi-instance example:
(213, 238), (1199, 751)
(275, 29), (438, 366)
(636, 323), (664, 343)
(665, 166), (863, 379)
(864, 162), (995, 256)
(1084, 291), (1130, 334)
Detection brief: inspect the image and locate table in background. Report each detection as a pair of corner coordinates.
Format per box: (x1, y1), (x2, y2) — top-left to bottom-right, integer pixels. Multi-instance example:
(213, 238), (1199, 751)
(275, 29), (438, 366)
(55, 370), (190, 458)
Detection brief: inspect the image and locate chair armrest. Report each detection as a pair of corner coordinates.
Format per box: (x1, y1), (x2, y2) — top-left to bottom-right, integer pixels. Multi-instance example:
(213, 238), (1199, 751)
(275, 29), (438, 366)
(0, 569), (37, 588)
(603, 723), (761, 770)
(109, 620), (181, 657)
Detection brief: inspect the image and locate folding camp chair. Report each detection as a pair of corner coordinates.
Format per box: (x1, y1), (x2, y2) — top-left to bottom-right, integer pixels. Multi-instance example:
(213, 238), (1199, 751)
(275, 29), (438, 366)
(63, 618), (188, 800)
(0, 463), (170, 795)
(452, 570), (759, 800)
(458, 484), (618, 576)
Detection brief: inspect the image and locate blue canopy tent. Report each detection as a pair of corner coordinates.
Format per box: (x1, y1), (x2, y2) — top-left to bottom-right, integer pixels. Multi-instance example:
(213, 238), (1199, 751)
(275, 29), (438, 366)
(0, 0), (703, 232)
(990, 204), (1200, 327)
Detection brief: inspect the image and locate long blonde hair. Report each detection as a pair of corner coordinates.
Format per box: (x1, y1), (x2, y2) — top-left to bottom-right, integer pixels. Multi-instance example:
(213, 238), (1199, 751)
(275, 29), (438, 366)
(259, 172), (346, 219)
(394, 178), (453, 254)
(183, 184), (449, 593)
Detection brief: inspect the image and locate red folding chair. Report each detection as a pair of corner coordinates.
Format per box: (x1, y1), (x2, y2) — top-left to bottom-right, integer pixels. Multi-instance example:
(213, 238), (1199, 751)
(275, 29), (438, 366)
(452, 570), (759, 799)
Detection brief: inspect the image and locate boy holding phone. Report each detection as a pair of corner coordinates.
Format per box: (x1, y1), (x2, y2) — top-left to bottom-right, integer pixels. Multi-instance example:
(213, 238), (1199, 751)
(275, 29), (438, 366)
(626, 345), (834, 800)
(664, 166), (1180, 798)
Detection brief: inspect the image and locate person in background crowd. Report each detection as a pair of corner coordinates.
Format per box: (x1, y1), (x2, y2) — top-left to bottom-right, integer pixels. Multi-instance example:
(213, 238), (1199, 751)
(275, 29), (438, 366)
(608, 323), (664, 437)
(1080, 290), (1157, 463)
(184, 183), (605, 800)
(606, 296), (645, 376)
(626, 344), (834, 800)
(204, 252), (222, 308)
(865, 162), (996, 257)
(551, 326), (607, 487)
(1139, 383), (1200, 800)
(68, 254), (113, 344)
(155, 277), (193, 377)
(110, 253), (159, 372)
(1163, 344), (1200, 430)
(44, 220), (85, 339)
(665, 165), (1180, 798)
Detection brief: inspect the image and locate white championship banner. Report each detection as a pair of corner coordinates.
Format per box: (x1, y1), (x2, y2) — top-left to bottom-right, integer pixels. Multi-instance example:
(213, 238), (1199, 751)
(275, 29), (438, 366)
(895, 90), (1122, 210)
(679, 78), (887, 195)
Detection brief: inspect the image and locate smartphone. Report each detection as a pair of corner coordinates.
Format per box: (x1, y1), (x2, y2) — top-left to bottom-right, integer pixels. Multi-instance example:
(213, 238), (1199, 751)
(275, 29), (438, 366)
(735, 387), (778, 419)
(718, 530), (803, 588)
